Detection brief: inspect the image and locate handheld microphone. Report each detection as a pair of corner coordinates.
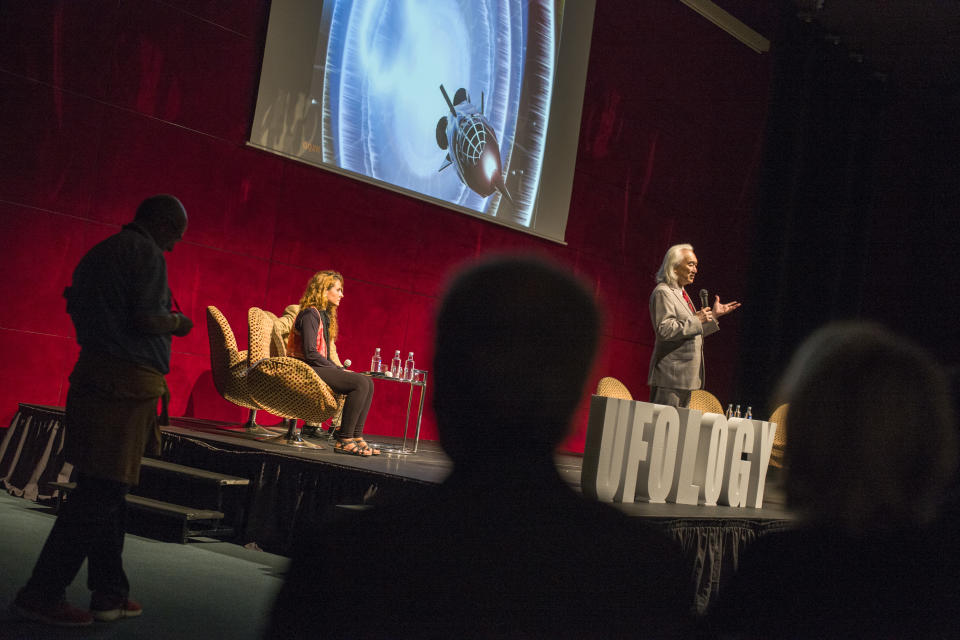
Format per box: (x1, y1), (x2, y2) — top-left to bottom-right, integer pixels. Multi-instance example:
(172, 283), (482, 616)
(699, 289), (709, 309)
(343, 359), (352, 368)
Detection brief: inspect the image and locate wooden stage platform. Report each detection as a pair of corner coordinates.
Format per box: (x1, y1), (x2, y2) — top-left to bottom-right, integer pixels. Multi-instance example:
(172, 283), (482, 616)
(1, 403), (794, 614)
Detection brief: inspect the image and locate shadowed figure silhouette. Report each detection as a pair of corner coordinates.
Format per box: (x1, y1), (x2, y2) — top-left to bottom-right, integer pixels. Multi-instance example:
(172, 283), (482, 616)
(267, 256), (691, 639)
(705, 322), (958, 640)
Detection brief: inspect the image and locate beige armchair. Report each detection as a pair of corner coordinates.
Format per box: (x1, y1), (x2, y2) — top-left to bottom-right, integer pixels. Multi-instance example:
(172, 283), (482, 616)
(267, 304), (300, 357)
(595, 377), (634, 401)
(245, 306), (346, 448)
(689, 389), (724, 414)
(769, 404), (788, 469)
(205, 306), (278, 438)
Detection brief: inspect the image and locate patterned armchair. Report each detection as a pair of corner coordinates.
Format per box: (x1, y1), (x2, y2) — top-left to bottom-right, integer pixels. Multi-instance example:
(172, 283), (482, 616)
(689, 389), (724, 415)
(769, 404), (788, 469)
(245, 306), (345, 448)
(266, 304), (299, 357)
(205, 305), (278, 438)
(595, 377), (634, 401)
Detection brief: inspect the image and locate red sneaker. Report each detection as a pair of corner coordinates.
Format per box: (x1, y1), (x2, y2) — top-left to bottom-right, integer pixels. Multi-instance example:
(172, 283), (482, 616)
(11, 589), (94, 627)
(90, 593), (143, 622)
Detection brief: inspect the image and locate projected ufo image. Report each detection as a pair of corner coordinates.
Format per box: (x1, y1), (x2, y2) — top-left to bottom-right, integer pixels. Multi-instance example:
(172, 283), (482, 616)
(436, 84), (512, 204)
(303, 0), (556, 227)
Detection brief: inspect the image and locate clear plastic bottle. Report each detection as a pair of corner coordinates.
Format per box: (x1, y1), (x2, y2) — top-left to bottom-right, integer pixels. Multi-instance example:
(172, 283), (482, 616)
(390, 350), (402, 378)
(402, 352), (415, 381)
(745, 406), (753, 420)
(734, 404), (742, 418)
(370, 347), (382, 373)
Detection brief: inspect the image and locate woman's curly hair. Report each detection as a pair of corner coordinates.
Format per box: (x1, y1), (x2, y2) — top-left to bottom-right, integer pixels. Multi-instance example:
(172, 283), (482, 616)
(298, 270), (343, 341)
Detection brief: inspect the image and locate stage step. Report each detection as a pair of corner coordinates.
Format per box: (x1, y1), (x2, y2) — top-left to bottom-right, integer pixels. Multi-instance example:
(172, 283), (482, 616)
(49, 481), (229, 543)
(141, 457), (250, 486)
(135, 456), (252, 541)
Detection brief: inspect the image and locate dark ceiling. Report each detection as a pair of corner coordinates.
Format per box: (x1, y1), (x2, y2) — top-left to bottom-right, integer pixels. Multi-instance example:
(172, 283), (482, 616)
(796, 0), (960, 87)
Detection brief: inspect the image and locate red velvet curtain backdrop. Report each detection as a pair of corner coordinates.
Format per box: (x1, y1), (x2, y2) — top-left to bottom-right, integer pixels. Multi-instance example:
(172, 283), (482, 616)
(0, 0), (775, 452)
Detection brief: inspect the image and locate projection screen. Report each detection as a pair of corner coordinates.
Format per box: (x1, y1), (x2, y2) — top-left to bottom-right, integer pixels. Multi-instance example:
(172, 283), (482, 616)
(249, 0), (595, 243)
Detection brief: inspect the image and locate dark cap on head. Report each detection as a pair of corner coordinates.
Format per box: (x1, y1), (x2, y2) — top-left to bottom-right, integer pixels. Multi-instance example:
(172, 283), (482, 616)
(134, 195), (187, 251)
(135, 194), (187, 227)
(433, 255), (600, 465)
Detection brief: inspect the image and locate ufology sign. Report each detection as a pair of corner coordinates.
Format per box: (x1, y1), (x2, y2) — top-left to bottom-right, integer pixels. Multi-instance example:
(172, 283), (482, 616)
(581, 396), (778, 508)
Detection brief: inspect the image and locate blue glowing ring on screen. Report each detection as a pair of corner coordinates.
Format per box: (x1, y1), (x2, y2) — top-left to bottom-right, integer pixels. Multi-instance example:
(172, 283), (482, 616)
(318, 0), (554, 227)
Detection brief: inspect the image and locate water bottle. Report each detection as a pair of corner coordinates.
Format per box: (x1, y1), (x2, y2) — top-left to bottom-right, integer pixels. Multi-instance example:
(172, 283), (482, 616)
(390, 350), (402, 378)
(402, 352), (415, 381)
(370, 347), (382, 373)
(745, 406), (753, 420)
(734, 404), (741, 418)
(725, 404), (733, 419)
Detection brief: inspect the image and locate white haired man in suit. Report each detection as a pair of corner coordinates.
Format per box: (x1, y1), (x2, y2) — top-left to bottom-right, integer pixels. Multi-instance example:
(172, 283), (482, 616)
(647, 243), (740, 407)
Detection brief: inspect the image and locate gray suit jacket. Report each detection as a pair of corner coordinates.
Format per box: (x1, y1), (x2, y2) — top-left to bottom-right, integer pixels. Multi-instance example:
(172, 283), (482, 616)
(647, 283), (719, 390)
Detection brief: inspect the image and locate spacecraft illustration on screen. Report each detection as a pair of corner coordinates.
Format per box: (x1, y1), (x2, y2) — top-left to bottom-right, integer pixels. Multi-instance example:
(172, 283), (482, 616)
(287, 0), (558, 229)
(435, 84), (512, 204)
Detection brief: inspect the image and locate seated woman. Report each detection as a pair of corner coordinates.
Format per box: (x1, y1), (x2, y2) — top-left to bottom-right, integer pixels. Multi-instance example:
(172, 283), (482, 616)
(287, 271), (378, 456)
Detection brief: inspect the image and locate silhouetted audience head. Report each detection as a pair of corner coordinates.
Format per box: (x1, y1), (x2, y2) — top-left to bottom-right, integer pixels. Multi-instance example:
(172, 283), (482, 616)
(776, 322), (957, 532)
(433, 256), (599, 465)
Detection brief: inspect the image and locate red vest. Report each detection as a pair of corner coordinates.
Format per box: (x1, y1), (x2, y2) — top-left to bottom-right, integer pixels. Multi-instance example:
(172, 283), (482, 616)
(285, 308), (327, 360)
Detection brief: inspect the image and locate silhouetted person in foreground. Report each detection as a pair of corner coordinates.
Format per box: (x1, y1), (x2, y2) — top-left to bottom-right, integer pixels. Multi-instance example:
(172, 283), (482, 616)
(267, 256), (691, 639)
(11, 195), (192, 627)
(705, 322), (957, 639)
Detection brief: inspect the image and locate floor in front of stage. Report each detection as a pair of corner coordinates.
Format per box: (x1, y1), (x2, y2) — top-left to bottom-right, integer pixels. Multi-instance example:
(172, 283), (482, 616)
(165, 415), (794, 521)
(0, 414), (793, 637)
(0, 487), (288, 640)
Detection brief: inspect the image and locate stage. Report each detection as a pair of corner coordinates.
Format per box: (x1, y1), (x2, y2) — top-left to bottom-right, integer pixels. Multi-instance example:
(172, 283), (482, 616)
(1, 403), (794, 614)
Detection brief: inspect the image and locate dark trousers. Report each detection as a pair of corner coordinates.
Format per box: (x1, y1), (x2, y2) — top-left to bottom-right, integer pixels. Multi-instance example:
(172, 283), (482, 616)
(313, 367), (374, 439)
(650, 386), (691, 408)
(26, 473), (130, 602)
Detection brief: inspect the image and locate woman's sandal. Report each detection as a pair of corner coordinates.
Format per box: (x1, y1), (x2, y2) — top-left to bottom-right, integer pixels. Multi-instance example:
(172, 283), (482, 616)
(334, 438), (372, 457)
(353, 438), (381, 456)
